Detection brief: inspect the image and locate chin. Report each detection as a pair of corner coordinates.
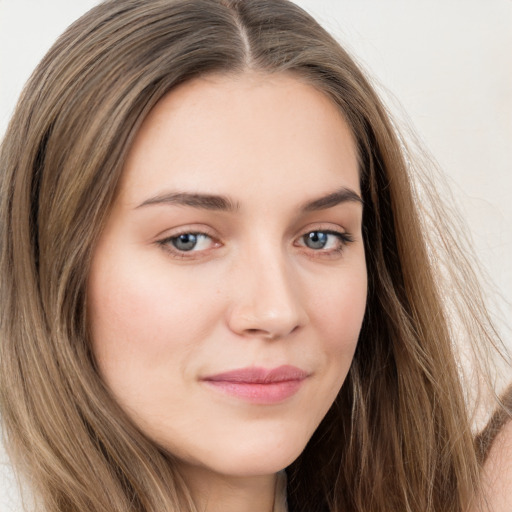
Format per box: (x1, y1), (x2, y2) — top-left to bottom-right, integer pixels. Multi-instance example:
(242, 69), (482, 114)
(190, 429), (311, 478)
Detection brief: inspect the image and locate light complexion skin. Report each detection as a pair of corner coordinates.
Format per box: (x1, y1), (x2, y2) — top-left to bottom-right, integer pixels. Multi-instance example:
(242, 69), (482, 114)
(87, 72), (367, 512)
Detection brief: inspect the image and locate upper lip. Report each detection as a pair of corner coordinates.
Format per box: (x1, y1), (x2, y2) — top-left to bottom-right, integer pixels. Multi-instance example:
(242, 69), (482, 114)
(202, 365), (308, 384)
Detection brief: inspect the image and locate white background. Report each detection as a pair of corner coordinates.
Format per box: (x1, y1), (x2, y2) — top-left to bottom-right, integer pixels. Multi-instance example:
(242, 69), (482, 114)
(1, 1), (511, 509)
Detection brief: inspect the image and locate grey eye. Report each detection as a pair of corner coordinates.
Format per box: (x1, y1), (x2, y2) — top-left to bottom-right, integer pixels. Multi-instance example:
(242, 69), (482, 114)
(171, 233), (199, 251)
(303, 231), (329, 249)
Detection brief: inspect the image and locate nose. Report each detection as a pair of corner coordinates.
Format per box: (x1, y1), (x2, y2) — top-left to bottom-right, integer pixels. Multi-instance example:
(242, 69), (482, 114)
(226, 249), (308, 340)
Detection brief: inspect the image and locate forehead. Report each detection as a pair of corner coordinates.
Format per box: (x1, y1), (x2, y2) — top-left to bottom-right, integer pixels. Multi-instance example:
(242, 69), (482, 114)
(119, 71), (360, 209)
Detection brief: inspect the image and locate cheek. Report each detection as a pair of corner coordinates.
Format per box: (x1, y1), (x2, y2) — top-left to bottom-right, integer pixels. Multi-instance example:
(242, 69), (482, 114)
(312, 265), (367, 349)
(303, 262), (367, 408)
(87, 251), (222, 392)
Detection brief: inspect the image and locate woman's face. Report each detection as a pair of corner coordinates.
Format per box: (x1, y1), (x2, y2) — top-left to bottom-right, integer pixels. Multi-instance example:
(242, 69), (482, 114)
(88, 72), (367, 481)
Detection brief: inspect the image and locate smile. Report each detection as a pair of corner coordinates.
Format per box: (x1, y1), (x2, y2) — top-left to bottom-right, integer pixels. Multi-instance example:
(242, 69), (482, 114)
(201, 365), (309, 404)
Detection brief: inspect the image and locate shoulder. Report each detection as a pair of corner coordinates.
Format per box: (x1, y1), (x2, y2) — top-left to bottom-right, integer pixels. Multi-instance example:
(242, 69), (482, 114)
(477, 388), (512, 511)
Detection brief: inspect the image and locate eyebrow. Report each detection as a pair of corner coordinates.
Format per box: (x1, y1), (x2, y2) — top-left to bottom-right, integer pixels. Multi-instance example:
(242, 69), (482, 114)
(136, 192), (239, 211)
(301, 187), (363, 211)
(135, 186), (363, 212)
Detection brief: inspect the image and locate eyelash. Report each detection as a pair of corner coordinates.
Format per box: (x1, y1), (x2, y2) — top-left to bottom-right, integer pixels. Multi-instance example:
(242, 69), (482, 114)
(157, 228), (354, 259)
(157, 231), (218, 259)
(295, 230), (354, 256)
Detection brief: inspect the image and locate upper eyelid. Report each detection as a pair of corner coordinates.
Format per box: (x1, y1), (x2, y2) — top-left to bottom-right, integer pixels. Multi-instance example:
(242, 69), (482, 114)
(295, 230), (353, 247)
(158, 227), (351, 252)
(294, 223), (351, 239)
(157, 232), (218, 259)
(159, 231), (216, 247)
(162, 230), (214, 239)
(154, 224), (217, 241)
(157, 225), (348, 238)
(156, 223), (352, 241)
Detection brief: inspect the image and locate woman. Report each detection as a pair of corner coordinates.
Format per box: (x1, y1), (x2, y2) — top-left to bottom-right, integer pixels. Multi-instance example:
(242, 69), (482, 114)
(0, 1), (508, 511)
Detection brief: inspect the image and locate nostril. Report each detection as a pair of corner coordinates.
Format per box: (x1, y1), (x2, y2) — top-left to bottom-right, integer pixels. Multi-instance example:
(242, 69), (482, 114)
(243, 326), (301, 340)
(245, 328), (272, 337)
(242, 328), (281, 340)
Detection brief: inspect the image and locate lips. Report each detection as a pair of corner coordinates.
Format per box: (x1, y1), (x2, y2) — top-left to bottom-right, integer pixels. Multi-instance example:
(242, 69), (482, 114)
(201, 365), (308, 404)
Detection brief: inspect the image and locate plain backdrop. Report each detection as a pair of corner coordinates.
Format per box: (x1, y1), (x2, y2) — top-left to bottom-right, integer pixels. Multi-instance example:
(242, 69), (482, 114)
(1, 1), (511, 509)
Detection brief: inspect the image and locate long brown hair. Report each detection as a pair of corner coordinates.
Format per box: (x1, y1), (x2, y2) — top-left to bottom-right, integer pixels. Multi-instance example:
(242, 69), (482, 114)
(0, 1), (502, 510)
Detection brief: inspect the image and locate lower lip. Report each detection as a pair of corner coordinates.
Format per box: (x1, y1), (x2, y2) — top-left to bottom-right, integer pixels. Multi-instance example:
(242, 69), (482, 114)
(203, 379), (304, 404)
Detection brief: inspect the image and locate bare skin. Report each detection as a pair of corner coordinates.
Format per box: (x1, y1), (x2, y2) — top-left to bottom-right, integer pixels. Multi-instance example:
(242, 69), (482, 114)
(88, 71), (367, 512)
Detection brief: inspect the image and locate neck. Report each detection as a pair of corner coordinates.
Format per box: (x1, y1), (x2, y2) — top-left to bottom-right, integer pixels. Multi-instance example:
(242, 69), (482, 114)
(179, 464), (279, 512)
